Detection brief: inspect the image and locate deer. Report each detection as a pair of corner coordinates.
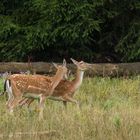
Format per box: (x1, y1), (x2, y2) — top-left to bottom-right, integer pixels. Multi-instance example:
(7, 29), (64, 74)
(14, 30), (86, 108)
(19, 58), (92, 108)
(4, 59), (67, 120)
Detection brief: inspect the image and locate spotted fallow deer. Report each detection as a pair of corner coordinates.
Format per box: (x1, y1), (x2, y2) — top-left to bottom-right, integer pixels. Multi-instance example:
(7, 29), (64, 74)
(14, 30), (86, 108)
(5, 59), (67, 119)
(19, 58), (92, 108)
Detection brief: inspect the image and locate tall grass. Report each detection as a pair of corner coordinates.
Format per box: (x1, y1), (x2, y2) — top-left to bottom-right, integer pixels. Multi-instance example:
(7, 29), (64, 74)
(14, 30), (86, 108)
(0, 76), (139, 140)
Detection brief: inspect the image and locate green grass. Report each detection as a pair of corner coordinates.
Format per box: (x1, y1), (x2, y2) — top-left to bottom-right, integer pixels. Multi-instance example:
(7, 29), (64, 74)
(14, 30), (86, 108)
(0, 76), (140, 140)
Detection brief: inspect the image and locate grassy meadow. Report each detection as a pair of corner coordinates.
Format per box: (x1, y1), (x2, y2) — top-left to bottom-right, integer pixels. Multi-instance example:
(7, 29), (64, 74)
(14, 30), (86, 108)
(0, 76), (140, 140)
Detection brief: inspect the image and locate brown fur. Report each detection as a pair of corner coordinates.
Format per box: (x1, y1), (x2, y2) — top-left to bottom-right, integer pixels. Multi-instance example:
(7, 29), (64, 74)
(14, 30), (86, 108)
(20, 58), (92, 107)
(6, 60), (67, 120)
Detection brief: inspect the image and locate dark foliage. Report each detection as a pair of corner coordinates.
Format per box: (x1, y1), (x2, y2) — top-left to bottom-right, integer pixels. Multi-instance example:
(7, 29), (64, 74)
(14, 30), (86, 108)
(0, 0), (140, 62)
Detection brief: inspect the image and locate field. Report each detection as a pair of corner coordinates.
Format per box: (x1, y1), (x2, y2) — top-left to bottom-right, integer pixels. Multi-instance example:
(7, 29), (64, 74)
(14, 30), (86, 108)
(0, 76), (140, 140)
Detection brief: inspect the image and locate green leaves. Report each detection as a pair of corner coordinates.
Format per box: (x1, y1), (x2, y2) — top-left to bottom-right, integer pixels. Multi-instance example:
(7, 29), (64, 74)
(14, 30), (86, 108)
(0, 0), (139, 62)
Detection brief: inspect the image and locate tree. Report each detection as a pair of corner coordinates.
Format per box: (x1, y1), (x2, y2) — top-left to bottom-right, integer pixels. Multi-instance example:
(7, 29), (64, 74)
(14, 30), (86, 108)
(0, 0), (140, 62)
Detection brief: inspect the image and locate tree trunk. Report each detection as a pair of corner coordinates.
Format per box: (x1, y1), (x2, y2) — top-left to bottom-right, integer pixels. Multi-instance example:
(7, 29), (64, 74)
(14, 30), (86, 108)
(0, 62), (140, 77)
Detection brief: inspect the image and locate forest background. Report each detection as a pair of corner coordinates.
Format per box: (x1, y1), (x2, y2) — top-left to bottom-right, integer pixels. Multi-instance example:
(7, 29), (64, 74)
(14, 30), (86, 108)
(0, 0), (140, 63)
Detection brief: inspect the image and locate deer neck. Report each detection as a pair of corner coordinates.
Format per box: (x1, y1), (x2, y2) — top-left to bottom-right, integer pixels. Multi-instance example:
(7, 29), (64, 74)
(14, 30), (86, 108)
(73, 69), (84, 90)
(51, 69), (64, 90)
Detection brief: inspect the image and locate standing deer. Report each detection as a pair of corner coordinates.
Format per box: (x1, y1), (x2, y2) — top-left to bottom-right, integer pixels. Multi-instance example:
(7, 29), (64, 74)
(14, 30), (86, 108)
(19, 58), (92, 108)
(4, 59), (67, 119)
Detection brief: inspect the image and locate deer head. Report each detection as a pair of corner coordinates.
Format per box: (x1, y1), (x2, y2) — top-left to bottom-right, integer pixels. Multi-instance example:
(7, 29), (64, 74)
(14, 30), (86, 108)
(53, 59), (68, 79)
(71, 58), (92, 71)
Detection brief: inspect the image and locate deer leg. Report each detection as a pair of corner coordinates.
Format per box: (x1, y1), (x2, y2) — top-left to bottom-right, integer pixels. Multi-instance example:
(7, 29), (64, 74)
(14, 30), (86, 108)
(6, 95), (14, 112)
(19, 98), (34, 108)
(20, 98), (40, 114)
(64, 96), (80, 108)
(63, 101), (67, 108)
(38, 95), (46, 120)
(19, 97), (29, 107)
(18, 97), (35, 115)
(26, 98), (34, 108)
(8, 95), (22, 114)
(7, 80), (23, 114)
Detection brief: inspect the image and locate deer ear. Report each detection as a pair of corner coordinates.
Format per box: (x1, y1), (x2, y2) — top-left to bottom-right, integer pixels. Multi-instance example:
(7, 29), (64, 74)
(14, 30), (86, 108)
(63, 59), (66, 67)
(52, 63), (58, 69)
(70, 58), (78, 65)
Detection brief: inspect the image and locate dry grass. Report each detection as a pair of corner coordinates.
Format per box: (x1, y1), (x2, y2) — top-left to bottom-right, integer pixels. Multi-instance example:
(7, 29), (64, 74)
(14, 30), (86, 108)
(0, 76), (139, 140)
